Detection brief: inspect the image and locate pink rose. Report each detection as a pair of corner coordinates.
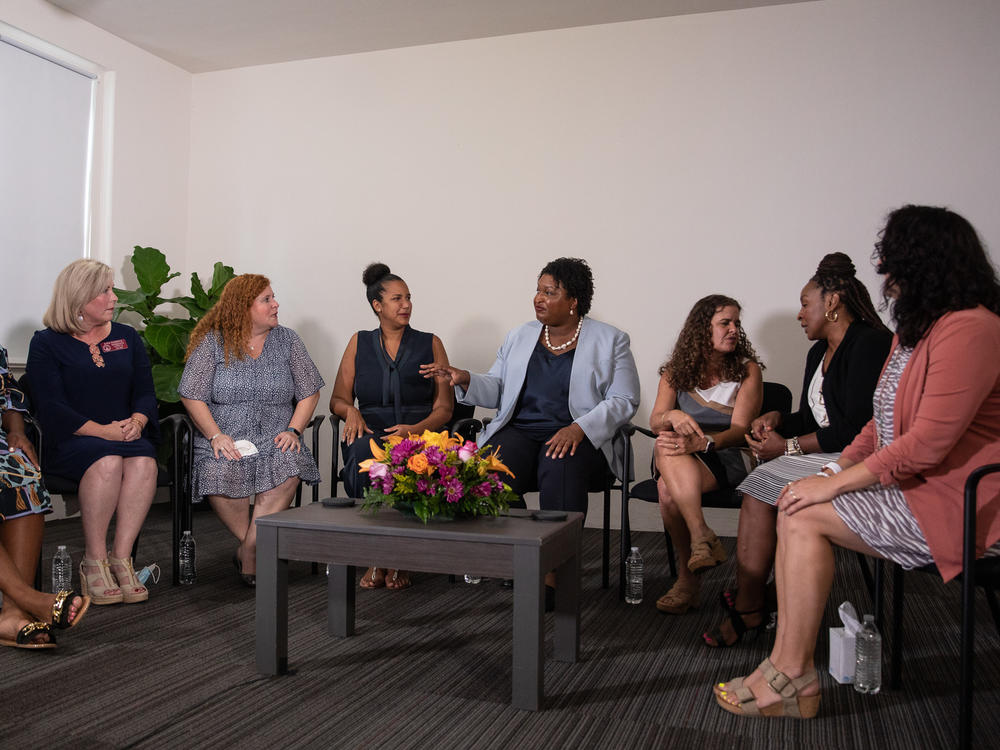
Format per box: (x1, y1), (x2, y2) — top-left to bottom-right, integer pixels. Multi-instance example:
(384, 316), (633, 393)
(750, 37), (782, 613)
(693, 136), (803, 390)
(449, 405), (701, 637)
(458, 441), (478, 462)
(369, 462), (389, 479)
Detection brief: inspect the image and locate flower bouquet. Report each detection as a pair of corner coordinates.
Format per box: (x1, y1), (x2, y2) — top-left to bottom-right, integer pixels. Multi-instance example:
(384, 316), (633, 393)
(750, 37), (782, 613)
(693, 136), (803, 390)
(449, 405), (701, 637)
(359, 430), (517, 523)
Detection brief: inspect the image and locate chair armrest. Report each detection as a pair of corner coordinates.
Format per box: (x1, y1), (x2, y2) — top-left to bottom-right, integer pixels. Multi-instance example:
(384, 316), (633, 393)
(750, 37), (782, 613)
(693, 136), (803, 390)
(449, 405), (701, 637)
(964, 463), (1000, 568)
(451, 417), (483, 442)
(622, 423), (655, 439)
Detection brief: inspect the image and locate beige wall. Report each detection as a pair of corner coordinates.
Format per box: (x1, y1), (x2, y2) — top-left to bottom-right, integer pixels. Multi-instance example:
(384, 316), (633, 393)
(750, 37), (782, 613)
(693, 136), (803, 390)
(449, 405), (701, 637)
(186, 0), (1000, 516)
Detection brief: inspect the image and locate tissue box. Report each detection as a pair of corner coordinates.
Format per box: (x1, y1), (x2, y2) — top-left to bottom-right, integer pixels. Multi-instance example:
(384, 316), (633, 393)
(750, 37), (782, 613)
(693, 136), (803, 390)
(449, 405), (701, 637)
(829, 627), (855, 684)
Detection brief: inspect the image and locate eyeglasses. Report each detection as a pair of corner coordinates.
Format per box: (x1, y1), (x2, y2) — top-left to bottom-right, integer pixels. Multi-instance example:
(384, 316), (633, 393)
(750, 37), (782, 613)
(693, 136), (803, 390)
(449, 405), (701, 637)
(89, 343), (105, 368)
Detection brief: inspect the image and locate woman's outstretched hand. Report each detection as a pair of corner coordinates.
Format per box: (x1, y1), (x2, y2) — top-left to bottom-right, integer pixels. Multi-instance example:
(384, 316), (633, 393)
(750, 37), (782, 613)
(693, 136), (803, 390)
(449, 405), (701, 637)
(419, 362), (470, 388)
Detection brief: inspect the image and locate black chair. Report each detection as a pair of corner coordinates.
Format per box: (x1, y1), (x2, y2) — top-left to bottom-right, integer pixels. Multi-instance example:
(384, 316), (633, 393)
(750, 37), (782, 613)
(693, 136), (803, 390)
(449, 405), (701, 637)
(20, 373), (195, 586)
(874, 463), (1000, 750)
(292, 415), (326, 506)
(618, 381), (793, 600)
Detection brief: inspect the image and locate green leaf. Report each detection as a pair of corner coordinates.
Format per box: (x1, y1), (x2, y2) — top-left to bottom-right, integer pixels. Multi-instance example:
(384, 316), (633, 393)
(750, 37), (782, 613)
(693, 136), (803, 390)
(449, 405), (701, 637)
(190, 272), (212, 310)
(151, 363), (184, 403)
(208, 262), (236, 297)
(173, 297), (206, 318)
(131, 246), (180, 296)
(144, 318), (194, 364)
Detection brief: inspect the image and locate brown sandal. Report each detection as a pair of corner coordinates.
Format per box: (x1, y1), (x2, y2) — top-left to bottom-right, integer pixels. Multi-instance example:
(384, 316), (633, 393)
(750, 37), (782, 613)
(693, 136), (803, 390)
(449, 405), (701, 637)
(360, 567), (385, 589)
(688, 530), (727, 574)
(385, 569), (411, 590)
(656, 580), (700, 614)
(79, 559), (123, 605)
(715, 658), (821, 719)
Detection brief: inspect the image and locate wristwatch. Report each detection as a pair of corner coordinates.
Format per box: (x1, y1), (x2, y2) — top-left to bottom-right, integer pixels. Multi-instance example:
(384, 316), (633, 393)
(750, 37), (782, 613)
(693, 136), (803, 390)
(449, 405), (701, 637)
(785, 437), (803, 456)
(702, 435), (715, 453)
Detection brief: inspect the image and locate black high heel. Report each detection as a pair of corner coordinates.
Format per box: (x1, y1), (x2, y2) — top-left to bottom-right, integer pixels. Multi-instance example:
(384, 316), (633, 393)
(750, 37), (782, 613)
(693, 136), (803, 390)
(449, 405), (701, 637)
(702, 606), (766, 648)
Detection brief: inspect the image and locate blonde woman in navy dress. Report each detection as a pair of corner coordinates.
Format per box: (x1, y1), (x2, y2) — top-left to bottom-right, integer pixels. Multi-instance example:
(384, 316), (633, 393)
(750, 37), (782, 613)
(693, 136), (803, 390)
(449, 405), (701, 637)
(27, 259), (159, 606)
(180, 275), (324, 586)
(650, 295), (763, 615)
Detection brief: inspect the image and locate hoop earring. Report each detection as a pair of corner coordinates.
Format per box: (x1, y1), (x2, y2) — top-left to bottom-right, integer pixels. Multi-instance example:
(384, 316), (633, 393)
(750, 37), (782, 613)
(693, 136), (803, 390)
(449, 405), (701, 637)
(825, 310), (839, 322)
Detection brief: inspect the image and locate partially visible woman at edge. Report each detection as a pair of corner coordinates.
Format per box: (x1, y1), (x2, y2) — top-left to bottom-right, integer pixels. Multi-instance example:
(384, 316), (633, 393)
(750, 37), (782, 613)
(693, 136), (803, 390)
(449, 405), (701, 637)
(715, 205), (1000, 719)
(330, 262), (453, 591)
(179, 274), (324, 586)
(650, 295), (763, 615)
(703, 253), (891, 647)
(27, 259), (159, 606)
(1, 343), (89, 647)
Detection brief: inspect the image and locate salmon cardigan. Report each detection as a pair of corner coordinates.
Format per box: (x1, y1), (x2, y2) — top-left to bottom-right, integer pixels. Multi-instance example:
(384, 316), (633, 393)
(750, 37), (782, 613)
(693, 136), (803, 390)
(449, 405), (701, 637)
(841, 306), (1000, 582)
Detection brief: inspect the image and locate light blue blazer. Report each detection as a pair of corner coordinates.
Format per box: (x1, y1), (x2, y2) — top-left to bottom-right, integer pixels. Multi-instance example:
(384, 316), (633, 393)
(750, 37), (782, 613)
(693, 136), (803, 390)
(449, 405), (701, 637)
(456, 318), (640, 479)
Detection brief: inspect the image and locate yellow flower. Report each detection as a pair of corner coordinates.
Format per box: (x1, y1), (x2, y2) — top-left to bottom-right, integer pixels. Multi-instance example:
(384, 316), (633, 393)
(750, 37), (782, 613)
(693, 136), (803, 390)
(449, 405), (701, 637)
(407, 453), (432, 474)
(358, 458), (376, 473)
(418, 429), (460, 451)
(368, 439), (387, 462)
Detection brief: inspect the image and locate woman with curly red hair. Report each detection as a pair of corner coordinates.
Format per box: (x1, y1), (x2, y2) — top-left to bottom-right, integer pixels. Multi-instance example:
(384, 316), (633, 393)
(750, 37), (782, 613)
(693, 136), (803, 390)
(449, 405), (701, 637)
(180, 275), (324, 585)
(650, 294), (763, 615)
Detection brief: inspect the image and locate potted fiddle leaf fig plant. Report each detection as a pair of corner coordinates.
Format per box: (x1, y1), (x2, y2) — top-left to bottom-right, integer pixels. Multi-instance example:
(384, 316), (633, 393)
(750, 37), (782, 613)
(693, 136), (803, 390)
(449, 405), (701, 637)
(114, 246), (236, 403)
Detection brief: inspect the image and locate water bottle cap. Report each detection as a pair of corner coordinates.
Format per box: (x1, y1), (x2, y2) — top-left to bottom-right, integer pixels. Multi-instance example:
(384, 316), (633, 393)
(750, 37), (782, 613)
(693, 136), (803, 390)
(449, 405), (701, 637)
(630, 546), (639, 553)
(863, 614), (875, 623)
(57, 544), (67, 550)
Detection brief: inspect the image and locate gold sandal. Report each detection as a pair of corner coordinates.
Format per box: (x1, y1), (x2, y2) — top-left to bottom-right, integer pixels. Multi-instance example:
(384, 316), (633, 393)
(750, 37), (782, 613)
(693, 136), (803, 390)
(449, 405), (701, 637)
(656, 580), (700, 614)
(360, 567), (385, 589)
(715, 658), (821, 719)
(385, 569), (411, 590)
(79, 559), (123, 605)
(108, 556), (149, 603)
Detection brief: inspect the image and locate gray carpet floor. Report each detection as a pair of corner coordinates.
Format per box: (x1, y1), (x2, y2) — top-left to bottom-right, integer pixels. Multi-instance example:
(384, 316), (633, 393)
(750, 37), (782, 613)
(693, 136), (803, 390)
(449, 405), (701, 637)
(3, 503), (998, 749)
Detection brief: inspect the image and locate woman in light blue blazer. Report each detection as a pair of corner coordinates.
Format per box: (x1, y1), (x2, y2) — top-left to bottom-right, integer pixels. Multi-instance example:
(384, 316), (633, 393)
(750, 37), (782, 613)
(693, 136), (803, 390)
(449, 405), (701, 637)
(421, 258), (639, 513)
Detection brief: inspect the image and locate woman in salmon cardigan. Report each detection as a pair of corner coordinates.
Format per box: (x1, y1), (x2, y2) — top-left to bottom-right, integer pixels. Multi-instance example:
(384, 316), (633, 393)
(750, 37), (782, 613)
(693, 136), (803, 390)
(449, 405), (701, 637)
(714, 204), (1000, 719)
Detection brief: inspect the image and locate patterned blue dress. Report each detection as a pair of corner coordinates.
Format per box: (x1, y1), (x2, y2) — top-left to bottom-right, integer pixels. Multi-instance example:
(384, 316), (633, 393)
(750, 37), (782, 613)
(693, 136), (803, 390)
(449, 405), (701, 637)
(0, 345), (52, 522)
(179, 326), (325, 499)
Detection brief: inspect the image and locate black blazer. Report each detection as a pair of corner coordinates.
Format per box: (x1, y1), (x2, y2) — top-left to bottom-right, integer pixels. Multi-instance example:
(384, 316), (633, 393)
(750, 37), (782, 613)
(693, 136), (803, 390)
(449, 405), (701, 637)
(780, 321), (892, 452)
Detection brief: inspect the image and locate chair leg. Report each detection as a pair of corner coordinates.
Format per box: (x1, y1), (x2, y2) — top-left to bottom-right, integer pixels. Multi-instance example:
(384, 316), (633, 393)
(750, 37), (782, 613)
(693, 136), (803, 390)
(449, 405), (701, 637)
(619, 492), (631, 602)
(890, 563), (904, 690)
(984, 586), (1000, 641)
(960, 575), (977, 750)
(662, 531), (677, 579)
(856, 551), (876, 600)
(602, 488), (610, 590)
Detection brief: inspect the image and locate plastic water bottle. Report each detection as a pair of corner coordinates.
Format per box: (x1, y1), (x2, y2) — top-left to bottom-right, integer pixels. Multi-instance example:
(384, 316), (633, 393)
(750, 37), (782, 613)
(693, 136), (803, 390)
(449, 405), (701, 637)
(625, 546), (643, 604)
(464, 574), (482, 584)
(51, 545), (72, 592)
(179, 530), (197, 585)
(854, 614), (882, 694)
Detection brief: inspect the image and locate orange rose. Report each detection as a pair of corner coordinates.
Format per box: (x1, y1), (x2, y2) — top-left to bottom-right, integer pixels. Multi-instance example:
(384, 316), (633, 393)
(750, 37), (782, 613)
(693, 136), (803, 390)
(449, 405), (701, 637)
(407, 453), (431, 474)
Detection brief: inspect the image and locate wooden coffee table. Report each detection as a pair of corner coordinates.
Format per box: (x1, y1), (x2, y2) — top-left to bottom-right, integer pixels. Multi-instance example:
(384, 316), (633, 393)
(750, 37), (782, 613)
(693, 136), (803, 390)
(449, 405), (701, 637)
(255, 503), (583, 710)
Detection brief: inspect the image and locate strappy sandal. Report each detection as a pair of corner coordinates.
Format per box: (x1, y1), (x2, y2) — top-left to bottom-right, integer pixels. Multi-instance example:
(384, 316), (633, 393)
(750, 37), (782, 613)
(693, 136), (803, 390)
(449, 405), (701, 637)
(385, 569), (411, 590)
(0, 621), (57, 649)
(360, 567), (385, 589)
(715, 658), (821, 719)
(108, 556), (149, 603)
(50, 590), (91, 629)
(80, 559), (123, 605)
(702, 606), (765, 647)
(688, 530), (727, 574)
(656, 580), (701, 614)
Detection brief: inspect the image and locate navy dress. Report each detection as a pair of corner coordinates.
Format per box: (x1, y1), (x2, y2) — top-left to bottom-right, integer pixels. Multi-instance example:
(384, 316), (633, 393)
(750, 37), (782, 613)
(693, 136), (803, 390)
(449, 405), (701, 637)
(341, 327), (436, 498)
(26, 322), (159, 480)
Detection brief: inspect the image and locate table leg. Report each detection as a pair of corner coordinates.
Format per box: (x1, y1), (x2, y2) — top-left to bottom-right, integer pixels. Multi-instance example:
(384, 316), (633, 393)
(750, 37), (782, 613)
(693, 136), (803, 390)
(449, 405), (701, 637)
(256, 524), (288, 674)
(552, 544), (580, 663)
(328, 564), (356, 637)
(512, 546), (543, 711)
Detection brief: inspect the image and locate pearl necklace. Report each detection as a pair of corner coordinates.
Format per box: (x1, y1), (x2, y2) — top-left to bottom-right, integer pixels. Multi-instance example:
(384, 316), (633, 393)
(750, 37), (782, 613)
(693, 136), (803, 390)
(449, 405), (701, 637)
(544, 317), (583, 351)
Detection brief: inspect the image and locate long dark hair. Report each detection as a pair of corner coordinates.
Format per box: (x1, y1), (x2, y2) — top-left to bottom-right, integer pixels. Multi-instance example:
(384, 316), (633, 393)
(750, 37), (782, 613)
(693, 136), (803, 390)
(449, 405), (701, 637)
(874, 205), (1000, 346)
(811, 252), (889, 334)
(660, 294), (763, 392)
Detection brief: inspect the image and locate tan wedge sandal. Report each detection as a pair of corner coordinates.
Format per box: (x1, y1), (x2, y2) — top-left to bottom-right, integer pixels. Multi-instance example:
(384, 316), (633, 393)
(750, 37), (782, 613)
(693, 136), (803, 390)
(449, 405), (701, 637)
(108, 557), (149, 603)
(715, 658), (821, 719)
(79, 559), (123, 605)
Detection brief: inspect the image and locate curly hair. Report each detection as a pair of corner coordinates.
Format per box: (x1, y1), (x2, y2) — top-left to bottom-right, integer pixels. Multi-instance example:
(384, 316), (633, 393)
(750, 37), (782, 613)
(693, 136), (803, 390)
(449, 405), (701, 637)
(185, 274), (270, 365)
(811, 252), (890, 334)
(874, 205), (1000, 347)
(539, 258), (594, 316)
(660, 294), (763, 392)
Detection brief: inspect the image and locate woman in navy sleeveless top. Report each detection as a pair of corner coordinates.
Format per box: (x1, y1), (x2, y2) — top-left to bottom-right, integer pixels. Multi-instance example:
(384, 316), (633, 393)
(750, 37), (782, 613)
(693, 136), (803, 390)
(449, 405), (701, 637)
(330, 263), (453, 590)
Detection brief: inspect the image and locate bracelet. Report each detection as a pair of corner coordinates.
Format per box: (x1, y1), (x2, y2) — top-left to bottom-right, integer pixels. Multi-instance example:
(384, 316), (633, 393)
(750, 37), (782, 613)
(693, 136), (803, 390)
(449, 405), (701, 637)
(208, 433), (221, 442)
(821, 461), (843, 475)
(784, 437), (803, 456)
(286, 426), (301, 437)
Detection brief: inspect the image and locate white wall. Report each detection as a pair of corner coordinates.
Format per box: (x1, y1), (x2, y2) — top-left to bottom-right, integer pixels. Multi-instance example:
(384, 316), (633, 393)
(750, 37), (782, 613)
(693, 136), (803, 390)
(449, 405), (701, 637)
(186, 0), (1000, 521)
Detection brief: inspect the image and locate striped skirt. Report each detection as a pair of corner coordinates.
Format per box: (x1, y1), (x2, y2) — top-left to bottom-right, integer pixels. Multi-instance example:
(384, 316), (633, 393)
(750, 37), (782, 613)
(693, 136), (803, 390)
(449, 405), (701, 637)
(737, 453), (839, 506)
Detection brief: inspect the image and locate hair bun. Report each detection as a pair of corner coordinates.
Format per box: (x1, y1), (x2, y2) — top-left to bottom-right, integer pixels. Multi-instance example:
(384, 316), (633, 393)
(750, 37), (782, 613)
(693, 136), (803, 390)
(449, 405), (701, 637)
(815, 252), (856, 279)
(362, 262), (391, 287)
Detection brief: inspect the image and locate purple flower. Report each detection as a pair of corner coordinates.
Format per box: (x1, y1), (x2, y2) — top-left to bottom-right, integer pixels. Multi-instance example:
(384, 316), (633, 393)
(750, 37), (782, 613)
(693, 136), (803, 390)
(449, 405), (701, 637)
(445, 478), (464, 503)
(369, 462), (389, 479)
(472, 481), (492, 498)
(379, 476), (395, 494)
(390, 439), (420, 464)
(424, 446), (445, 466)
(438, 464), (457, 480)
(416, 478), (431, 494)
